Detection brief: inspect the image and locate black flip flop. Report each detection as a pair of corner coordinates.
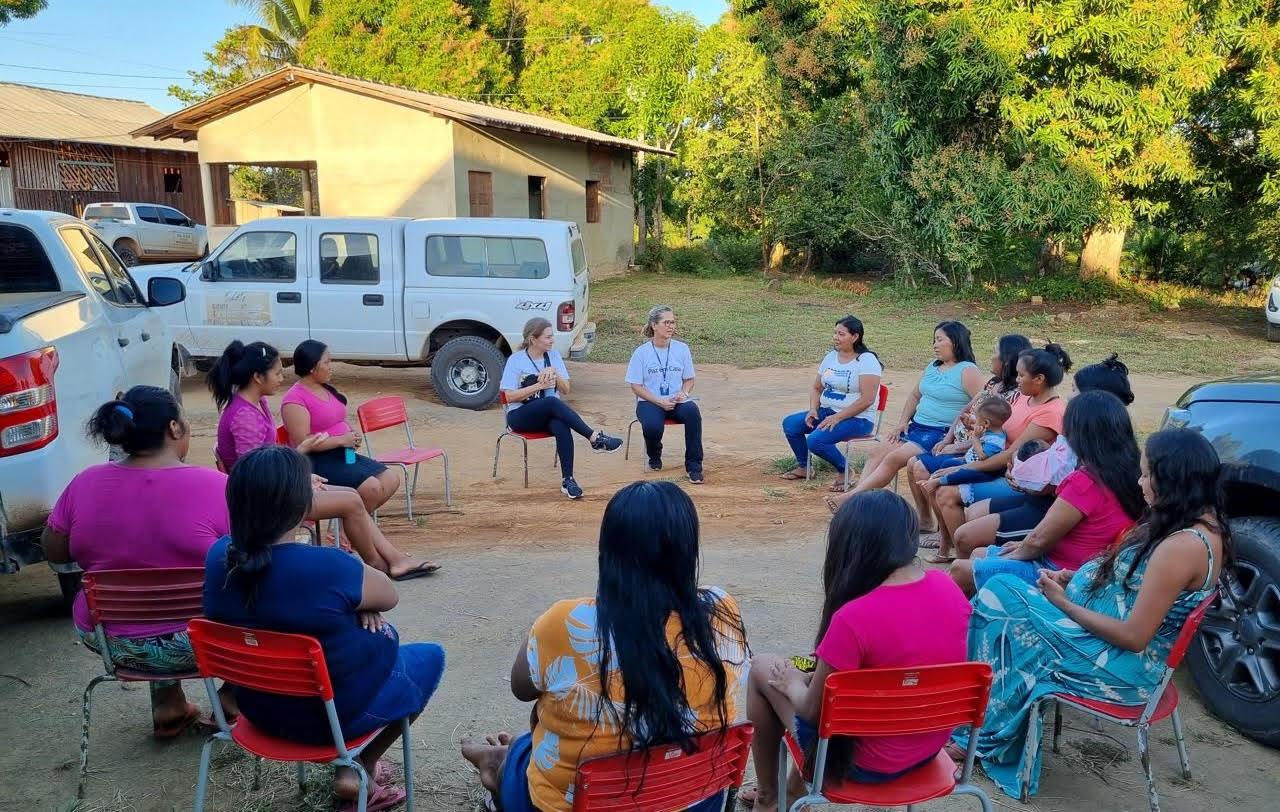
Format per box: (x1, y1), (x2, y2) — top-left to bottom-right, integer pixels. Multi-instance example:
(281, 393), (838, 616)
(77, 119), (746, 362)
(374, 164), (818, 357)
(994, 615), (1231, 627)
(391, 561), (442, 581)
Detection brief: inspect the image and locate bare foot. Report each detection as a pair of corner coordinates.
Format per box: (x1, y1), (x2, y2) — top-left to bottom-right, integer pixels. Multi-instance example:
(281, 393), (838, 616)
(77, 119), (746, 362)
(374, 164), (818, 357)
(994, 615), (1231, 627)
(461, 736), (508, 794)
(334, 766), (363, 801)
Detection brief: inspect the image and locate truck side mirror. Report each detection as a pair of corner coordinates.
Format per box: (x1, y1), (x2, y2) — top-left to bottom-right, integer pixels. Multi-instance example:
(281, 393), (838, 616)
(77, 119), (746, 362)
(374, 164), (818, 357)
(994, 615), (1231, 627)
(147, 276), (186, 308)
(200, 260), (218, 282)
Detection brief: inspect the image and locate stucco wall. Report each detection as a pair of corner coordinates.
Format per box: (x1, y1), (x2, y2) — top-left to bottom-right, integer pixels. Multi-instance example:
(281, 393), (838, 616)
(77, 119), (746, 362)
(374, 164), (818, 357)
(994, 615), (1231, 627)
(195, 84), (456, 221)
(451, 125), (634, 276)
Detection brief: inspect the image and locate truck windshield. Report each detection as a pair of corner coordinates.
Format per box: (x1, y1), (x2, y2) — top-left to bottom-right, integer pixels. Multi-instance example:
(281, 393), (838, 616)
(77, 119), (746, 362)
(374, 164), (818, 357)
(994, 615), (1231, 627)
(0, 224), (59, 293)
(83, 205), (129, 221)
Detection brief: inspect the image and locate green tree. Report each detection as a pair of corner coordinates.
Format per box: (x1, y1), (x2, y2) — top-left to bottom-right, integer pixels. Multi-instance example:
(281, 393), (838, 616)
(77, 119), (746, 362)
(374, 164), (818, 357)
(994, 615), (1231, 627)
(299, 0), (512, 96)
(0, 0), (45, 25)
(168, 26), (259, 105)
(233, 0), (324, 71)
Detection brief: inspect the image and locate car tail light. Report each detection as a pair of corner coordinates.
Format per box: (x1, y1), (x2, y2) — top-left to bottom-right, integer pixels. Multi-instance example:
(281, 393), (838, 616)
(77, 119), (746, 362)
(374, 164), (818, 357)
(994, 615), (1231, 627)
(0, 347), (59, 456)
(557, 300), (576, 332)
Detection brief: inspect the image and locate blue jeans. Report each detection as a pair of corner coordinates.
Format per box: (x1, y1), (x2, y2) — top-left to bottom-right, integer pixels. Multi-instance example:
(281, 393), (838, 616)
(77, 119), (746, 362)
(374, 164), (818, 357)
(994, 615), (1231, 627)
(794, 716), (936, 782)
(959, 476), (1019, 505)
(972, 544), (1059, 590)
(782, 409), (874, 473)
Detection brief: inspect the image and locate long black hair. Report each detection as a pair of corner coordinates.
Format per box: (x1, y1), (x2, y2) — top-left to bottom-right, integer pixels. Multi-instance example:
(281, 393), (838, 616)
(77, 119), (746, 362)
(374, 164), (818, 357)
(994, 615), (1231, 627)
(1019, 343), (1073, 388)
(993, 334), (1032, 393)
(293, 339), (347, 405)
(816, 489), (920, 647)
(594, 481), (746, 750)
(88, 385), (183, 456)
(224, 446), (313, 609)
(1074, 353), (1134, 405)
(933, 320), (977, 366)
(1090, 428), (1230, 593)
(836, 315), (877, 361)
(207, 340), (280, 411)
(1062, 391), (1145, 521)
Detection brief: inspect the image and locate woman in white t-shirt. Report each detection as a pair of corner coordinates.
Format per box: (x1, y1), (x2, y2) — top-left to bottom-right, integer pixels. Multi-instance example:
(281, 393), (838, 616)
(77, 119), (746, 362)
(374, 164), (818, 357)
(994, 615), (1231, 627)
(500, 318), (622, 500)
(625, 306), (704, 483)
(780, 316), (883, 491)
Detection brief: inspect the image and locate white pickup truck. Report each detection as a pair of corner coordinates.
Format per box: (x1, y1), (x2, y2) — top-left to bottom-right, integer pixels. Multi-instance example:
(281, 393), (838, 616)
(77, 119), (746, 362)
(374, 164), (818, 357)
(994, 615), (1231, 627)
(83, 202), (209, 266)
(132, 216), (595, 409)
(0, 209), (186, 599)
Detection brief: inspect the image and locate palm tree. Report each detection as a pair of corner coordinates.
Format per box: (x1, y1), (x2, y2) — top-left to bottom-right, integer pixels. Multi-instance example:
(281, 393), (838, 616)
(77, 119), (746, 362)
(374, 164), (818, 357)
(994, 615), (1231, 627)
(232, 0), (323, 71)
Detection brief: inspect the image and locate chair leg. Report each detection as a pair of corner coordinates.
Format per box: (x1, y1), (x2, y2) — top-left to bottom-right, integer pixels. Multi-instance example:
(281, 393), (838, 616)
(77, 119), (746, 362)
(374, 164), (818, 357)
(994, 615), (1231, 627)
(1170, 707), (1192, 779)
(777, 735), (790, 812)
(440, 452), (452, 507)
(521, 437), (530, 488)
(402, 717), (416, 812)
(492, 433), (505, 478)
(625, 419), (636, 460)
(193, 734), (220, 812)
(354, 760), (370, 812)
(953, 783), (996, 812)
(1052, 701), (1063, 753)
(398, 463), (413, 521)
(297, 762), (307, 794)
(252, 756), (263, 790)
(1138, 724), (1160, 812)
(1019, 698), (1046, 803)
(78, 674), (110, 797)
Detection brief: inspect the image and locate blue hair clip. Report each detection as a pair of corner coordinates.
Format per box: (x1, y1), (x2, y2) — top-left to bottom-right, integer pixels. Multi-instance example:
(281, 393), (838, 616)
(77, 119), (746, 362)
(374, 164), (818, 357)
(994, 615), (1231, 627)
(114, 404), (134, 420)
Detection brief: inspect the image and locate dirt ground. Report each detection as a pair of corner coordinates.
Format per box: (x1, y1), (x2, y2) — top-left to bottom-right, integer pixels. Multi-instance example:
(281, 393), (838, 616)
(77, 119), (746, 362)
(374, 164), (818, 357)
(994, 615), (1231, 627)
(2, 362), (1277, 811)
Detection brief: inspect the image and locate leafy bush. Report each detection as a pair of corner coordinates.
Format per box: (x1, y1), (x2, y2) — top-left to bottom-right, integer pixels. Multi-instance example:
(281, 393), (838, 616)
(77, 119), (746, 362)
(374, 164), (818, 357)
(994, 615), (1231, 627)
(665, 245), (719, 275)
(634, 244), (666, 270)
(707, 233), (761, 275)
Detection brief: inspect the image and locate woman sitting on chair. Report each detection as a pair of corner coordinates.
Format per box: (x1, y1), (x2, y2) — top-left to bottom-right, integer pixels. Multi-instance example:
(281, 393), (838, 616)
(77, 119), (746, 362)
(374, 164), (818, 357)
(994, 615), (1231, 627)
(499, 317), (622, 500)
(626, 305), (704, 483)
(743, 490), (971, 812)
(953, 428), (1226, 799)
(209, 340), (438, 580)
(43, 386), (238, 737)
(460, 481), (749, 812)
(203, 446), (446, 811)
(780, 316), (883, 491)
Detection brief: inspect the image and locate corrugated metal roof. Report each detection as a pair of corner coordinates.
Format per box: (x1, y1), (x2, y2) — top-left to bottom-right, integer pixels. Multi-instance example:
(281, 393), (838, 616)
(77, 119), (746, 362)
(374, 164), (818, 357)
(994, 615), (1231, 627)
(0, 82), (197, 152)
(133, 66), (673, 156)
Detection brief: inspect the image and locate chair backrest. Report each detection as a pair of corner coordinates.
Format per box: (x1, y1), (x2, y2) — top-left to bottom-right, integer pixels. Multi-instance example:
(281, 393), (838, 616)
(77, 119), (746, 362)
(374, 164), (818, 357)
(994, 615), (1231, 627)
(876, 383), (890, 413)
(188, 618), (334, 700)
(356, 395), (409, 434)
(1168, 592), (1219, 669)
(817, 663), (992, 739)
(572, 723), (754, 812)
(275, 424), (290, 446)
(82, 567), (206, 628)
(499, 389), (512, 416)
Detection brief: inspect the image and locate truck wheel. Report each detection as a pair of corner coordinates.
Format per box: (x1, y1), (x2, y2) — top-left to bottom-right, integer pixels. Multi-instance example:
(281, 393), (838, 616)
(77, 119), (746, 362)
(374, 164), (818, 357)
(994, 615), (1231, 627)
(57, 571), (83, 609)
(169, 354), (183, 407)
(430, 336), (505, 409)
(1188, 516), (1280, 747)
(1269, 322), (1279, 343)
(114, 241), (139, 266)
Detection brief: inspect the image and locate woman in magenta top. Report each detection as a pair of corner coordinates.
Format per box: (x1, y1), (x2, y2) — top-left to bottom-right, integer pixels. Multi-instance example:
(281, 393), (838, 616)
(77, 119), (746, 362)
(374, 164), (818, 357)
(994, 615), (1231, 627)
(744, 490), (972, 810)
(42, 386), (238, 737)
(209, 340), (439, 579)
(281, 340), (401, 515)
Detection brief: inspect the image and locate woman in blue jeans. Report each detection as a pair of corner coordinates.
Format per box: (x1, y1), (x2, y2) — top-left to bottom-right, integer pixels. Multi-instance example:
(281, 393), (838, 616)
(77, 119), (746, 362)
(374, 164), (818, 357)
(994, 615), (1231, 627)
(204, 446), (445, 811)
(780, 316), (883, 490)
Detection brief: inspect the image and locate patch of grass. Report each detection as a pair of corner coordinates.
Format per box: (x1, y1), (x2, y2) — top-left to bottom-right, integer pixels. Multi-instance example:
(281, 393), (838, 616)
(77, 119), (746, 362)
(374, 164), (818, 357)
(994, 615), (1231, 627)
(587, 271), (1280, 376)
(763, 487), (788, 499)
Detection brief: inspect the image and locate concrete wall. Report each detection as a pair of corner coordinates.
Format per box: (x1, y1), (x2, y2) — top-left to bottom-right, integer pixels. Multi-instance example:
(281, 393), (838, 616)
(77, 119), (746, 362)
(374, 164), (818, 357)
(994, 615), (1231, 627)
(451, 125), (634, 276)
(195, 84), (456, 221)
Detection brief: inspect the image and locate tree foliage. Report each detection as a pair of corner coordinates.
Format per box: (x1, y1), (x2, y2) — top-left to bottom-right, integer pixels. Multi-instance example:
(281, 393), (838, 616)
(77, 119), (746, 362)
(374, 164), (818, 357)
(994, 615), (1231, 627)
(0, 0), (45, 26)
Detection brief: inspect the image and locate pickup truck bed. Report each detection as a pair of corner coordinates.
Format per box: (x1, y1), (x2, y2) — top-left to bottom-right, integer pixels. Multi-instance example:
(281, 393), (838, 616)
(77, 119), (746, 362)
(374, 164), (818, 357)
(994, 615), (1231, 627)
(0, 292), (87, 334)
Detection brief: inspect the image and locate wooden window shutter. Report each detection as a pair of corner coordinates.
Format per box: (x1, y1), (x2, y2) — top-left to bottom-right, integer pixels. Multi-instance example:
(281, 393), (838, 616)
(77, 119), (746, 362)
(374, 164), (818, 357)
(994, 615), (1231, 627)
(468, 171), (493, 217)
(585, 180), (600, 223)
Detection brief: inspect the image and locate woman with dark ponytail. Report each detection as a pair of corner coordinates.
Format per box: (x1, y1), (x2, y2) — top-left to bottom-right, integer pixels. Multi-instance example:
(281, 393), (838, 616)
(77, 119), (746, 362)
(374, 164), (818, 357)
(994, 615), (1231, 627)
(953, 428), (1226, 799)
(282, 340), (401, 513)
(203, 446), (445, 810)
(42, 386), (238, 738)
(208, 339), (439, 580)
(461, 481), (748, 812)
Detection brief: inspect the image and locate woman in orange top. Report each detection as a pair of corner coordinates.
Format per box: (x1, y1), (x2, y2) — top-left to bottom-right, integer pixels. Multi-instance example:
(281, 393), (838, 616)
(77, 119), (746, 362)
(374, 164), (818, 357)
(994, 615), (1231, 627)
(461, 481), (749, 812)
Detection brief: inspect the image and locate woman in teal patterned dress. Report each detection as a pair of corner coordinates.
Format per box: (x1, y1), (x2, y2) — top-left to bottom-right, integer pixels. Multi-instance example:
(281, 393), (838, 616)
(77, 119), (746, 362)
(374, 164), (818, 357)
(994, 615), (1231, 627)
(954, 427), (1228, 798)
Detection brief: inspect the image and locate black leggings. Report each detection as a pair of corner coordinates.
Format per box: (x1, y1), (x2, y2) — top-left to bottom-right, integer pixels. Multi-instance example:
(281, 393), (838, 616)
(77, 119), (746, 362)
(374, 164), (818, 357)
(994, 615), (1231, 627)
(506, 396), (594, 478)
(636, 400), (704, 471)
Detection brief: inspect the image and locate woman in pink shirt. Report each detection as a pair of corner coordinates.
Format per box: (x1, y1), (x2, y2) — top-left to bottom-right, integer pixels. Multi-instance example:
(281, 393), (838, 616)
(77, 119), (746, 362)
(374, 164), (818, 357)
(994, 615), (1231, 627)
(743, 490), (972, 811)
(209, 340), (438, 579)
(950, 391), (1146, 596)
(281, 340), (401, 514)
(42, 386), (239, 737)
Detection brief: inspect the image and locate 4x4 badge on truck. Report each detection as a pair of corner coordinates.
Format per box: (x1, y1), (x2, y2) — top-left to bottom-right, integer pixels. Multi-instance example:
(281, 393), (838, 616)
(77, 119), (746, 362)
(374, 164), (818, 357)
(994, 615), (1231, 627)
(515, 301), (552, 311)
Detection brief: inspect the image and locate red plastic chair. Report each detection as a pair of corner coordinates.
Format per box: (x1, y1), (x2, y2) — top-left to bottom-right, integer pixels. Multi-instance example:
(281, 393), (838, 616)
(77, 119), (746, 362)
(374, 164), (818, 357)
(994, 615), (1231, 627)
(356, 395), (451, 519)
(623, 417), (681, 463)
(269, 424), (345, 548)
(1021, 592), (1218, 810)
(807, 383), (891, 490)
(779, 662), (994, 812)
(77, 567), (206, 797)
(572, 723), (754, 811)
(188, 619), (416, 812)
(492, 390), (559, 488)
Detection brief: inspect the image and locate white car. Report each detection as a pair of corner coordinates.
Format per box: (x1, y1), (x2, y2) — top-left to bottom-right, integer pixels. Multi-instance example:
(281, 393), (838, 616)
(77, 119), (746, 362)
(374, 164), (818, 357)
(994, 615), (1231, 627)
(1268, 274), (1279, 342)
(83, 202), (209, 266)
(132, 216), (595, 409)
(0, 209), (185, 599)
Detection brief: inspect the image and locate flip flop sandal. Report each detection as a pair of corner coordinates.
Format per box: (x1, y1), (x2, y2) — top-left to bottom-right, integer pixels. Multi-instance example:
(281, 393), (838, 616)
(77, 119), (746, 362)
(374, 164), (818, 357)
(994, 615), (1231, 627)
(737, 785), (758, 807)
(153, 702), (200, 739)
(828, 481), (848, 493)
(391, 561), (442, 581)
(337, 782), (407, 812)
(196, 711), (239, 730)
(779, 469), (807, 481)
(824, 495), (841, 514)
(925, 553), (955, 565)
(917, 535), (942, 550)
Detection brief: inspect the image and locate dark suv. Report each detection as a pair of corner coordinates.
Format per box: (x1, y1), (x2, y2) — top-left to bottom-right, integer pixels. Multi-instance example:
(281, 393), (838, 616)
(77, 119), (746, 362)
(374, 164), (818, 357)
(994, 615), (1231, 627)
(1165, 376), (1280, 747)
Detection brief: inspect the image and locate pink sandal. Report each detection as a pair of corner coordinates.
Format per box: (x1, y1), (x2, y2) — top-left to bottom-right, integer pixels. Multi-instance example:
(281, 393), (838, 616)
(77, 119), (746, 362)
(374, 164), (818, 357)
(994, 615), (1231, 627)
(338, 781), (407, 812)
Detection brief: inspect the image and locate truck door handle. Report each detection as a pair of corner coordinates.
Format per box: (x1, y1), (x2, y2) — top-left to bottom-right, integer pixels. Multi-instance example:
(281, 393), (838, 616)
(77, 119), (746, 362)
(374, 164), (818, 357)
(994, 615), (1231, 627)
(117, 337), (130, 347)
(362, 294), (384, 306)
(277, 292), (302, 303)
(140, 332), (151, 342)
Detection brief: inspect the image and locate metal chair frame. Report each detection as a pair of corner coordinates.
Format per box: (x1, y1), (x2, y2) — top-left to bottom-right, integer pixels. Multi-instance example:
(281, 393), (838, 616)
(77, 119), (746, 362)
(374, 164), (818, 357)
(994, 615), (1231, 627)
(806, 383), (891, 490)
(357, 395), (452, 520)
(491, 391), (558, 488)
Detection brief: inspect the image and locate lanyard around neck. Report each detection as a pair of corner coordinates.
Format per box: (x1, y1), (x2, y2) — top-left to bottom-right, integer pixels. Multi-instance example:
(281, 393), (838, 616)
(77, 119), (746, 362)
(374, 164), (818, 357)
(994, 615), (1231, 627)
(526, 350), (549, 371)
(650, 341), (671, 385)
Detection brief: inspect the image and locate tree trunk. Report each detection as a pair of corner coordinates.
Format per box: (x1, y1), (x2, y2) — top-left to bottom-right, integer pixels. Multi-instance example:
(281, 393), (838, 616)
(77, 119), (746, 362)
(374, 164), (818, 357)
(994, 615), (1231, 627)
(1079, 226), (1126, 281)
(636, 149), (647, 255)
(653, 161), (665, 247)
(1037, 238), (1066, 276)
